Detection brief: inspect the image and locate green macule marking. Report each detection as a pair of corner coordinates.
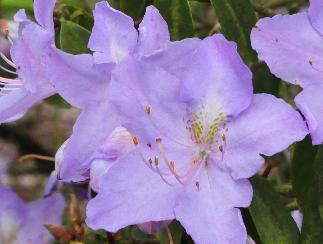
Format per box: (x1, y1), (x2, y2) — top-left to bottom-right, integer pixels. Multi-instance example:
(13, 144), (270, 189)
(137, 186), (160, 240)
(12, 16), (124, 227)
(189, 110), (226, 145)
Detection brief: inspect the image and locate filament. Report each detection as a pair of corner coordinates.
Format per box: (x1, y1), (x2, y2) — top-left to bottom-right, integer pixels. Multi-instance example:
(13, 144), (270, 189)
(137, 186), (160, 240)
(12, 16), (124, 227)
(0, 51), (15, 68)
(0, 64), (16, 75)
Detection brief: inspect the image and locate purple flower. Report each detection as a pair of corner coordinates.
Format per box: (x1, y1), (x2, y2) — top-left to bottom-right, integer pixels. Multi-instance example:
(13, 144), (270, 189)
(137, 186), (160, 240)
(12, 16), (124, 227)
(0, 0), (56, 123)
(50, 1), (200, 181)
(85, 35), (308, 243)
(251, 0), (323, 145)
(0, 184), (65, 243)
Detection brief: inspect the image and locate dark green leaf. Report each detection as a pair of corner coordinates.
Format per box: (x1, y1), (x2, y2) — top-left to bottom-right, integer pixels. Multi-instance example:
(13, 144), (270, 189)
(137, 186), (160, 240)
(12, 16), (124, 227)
(292, 137), (323, 243)
(45, 94), (71, 108)
(120, 0), (146, 19)
(252, 62), (280, 95)
(210, 0), (257, 66)
(154, 0), (194, 40)
(241, 208), (262, 244)
(59, 20), (91, 54)
(249, 176), (300, 244)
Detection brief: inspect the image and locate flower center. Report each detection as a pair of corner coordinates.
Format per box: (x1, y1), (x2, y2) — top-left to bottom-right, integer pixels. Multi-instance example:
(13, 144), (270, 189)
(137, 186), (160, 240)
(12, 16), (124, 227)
(132, 104), (228, 189)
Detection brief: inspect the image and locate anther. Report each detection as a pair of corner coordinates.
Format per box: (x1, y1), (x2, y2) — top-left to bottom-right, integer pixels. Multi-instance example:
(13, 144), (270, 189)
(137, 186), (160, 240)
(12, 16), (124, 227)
(221, 134), (226, 141)
(169, 161), (175, 171)
(132, 136), (139, 145)
(156, 138), (162, 143)
(154, 156), (159, 166)
(219, 145), (224, 153)
(148, 158), (153, 166)
(147, 143), (152, 149)
(146, 105), (151, 115)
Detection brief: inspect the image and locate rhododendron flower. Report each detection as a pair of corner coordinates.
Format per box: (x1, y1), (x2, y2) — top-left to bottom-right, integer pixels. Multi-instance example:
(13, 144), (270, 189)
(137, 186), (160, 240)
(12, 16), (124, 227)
(0, 184), (65, 243)
(0, 20), (18, 56)
(0, 0), (57, 123)
(86, 35), (307, 243)
(49, 1), (200, 181)
(251, 0), (323, 145)
(53, 126), (134, 188)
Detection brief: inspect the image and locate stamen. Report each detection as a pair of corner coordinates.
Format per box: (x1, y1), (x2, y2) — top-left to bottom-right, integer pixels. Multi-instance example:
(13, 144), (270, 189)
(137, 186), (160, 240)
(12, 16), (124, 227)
(156, 138), (185, 185)
(0, 52), (15, 68)
(146, 105), (151, 115)
(132, 136), (139, 145)
(0, 86), (19, 91)
(19, 154), (55, 162)
(309, 59), (323, 73)
(0, 64), (16, 75)
(154, 156), (159, 166)
(1, 28), (13, 44)
(0, 77), (23, 96)
(218, 145), (225, 160)
(169, 161), (175, 171)
(0, 77), (22, 85)
(155, 164), (173, 186)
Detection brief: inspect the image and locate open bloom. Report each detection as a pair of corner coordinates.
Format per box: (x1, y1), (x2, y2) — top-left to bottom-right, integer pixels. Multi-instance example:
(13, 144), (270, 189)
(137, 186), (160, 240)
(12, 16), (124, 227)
(0, 184), (65, 244)
(48, 1), (200, 181)
(0, 20), (18, 56)
(0, 0), (56, 123)
(251, 0), (323, 145)
(86, 35), (307, 243)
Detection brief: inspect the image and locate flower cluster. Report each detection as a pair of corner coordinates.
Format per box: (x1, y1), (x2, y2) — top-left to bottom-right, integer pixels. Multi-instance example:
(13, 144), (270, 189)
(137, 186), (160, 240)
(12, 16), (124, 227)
(1, 0), (321, 243)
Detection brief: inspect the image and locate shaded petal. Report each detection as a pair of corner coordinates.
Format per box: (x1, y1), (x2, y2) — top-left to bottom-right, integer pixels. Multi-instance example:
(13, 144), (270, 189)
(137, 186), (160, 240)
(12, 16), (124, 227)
(251, 13), (323, 87)
(143, 38), (200, 78)
(10, 23), (53, 92)
(174, 167), (247, 244)
(18, 193), (65, 243)
(33, 0), (55, 32)
(86, 152), (179, 232)
(295, 84), (323, 145)
(44, 47), (112, 108)
(0, 85), (55, 123)
(89, 127), (134, 192)
(137, 6), (170, 57)
(308, 0), (323, 36)
(181, 34), (253, 118)
(225, 94), (308, 179)
(88, 1), (138, 64)
(57, 102), (118, 182)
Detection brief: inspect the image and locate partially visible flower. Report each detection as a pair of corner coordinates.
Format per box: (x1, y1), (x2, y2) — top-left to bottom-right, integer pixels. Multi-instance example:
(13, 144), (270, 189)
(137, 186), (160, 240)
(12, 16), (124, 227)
(291, 210), (303, 231)
(88, 126), (134, 192)
(0, 183), (65, 244)
(251, 0), (323, 145)
(0, 0), (57, 123)
(0, 20), (18, 56)
(47, 1), (200, 181)
(86, 35), (307, 243)
(53, 126), (134, 186)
